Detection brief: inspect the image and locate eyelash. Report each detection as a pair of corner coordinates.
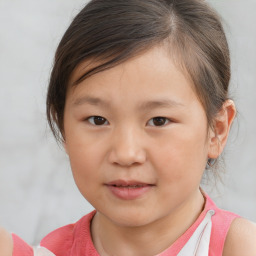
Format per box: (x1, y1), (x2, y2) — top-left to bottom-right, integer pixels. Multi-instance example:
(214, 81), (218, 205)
(86, 116), (171, 127)
(147, 117), (171, 127)
(87, 116), (109, 126)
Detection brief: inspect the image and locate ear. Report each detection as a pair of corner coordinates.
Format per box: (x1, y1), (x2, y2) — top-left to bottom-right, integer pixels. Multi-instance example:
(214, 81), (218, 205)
(208, 100), (236, 159)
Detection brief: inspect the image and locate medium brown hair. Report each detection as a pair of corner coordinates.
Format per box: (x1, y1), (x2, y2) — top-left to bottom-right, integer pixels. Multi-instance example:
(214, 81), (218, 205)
(47, 0), (231, 142)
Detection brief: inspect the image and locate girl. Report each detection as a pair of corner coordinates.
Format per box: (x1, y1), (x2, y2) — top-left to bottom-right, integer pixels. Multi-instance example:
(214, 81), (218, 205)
(1, 0), (256, 255)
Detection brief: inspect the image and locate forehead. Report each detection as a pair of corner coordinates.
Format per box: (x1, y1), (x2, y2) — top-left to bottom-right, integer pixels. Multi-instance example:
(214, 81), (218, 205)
(69, 42), (193, 86)
(66, 45), (197, 106)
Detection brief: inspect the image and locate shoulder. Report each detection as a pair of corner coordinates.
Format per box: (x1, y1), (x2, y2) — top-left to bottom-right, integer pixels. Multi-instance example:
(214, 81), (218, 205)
(223, 217), (256, 256)
(41, 211), (96, 254)
(40, 223), (76, 254)
(0, 227), (13, 256)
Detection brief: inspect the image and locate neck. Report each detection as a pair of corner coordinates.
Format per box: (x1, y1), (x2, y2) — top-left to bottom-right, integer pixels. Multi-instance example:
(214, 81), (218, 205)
(91, 189), (205, 256)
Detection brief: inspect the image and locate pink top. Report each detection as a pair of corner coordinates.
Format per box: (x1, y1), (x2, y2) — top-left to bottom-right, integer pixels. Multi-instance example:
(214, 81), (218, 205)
(12, 193), (239, 256)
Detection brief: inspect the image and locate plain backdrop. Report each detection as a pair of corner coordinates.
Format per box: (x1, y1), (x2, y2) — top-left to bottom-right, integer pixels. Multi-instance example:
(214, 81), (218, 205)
(0, 0), (255, 245)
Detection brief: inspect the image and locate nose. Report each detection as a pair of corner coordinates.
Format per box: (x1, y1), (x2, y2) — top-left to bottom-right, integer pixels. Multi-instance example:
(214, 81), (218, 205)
(108, 127), (147, 167)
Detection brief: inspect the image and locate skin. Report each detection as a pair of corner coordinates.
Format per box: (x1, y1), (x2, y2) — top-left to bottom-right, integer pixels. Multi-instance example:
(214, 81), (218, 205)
(64, 46), (210, 255)
(62, 45), (252, 255)
(223, 218), (256, 256)
(64, 46), (212, 255)
(1, 45), (255, 255)
(0, 228), (13, 256)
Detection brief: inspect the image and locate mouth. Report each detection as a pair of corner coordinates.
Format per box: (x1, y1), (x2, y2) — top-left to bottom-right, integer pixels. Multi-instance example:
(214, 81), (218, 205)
(105, 180), (155, 200)
(106, 180), (154, 188)
(111, 184), (147, 188)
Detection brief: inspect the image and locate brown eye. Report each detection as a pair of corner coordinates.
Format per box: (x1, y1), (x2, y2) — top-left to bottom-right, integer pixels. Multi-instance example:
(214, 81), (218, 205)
(88, 116), (108, 126)
(148, 117), (169, 126)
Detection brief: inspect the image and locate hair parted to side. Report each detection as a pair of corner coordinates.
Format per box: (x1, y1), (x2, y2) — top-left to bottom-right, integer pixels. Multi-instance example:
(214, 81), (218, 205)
(47, 0), (231, 143)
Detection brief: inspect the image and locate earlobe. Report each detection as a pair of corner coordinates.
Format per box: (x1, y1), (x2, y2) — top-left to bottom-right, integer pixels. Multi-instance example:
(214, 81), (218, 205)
(208, 100), (236, 159)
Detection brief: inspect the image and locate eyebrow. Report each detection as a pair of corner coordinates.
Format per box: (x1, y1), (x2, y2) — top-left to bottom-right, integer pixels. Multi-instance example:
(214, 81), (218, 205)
(72, 96), (110, 107)
(72, 96), (184, 110)
(137, 99), (184, 110)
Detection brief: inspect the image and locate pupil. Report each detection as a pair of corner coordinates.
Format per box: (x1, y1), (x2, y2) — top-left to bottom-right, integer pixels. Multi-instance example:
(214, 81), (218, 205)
(153, 117), (166, 126)
(94, 116), (106, 125)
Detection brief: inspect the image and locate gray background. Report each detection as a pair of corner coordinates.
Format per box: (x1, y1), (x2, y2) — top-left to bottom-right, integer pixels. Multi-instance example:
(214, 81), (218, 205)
(0, 0), (255, 245)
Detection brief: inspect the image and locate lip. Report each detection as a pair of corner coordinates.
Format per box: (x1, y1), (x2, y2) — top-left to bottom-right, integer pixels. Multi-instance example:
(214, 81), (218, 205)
(105, 179), (155, 200)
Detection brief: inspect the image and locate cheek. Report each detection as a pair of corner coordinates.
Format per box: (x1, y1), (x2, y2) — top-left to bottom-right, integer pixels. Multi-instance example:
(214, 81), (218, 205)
(67, 146), (104, 204)
(152, 129), (208, 182)
(65, 125), (105, 167)
(66, 138), (102, 184)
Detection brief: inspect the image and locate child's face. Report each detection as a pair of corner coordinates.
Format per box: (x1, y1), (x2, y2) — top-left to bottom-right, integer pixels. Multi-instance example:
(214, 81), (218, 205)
(64, 45), (211, 227)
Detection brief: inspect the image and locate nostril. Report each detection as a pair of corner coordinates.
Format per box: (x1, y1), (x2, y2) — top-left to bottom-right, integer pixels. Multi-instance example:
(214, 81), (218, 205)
(107, 131), (147, 166)
(108, 148), (146, 167)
